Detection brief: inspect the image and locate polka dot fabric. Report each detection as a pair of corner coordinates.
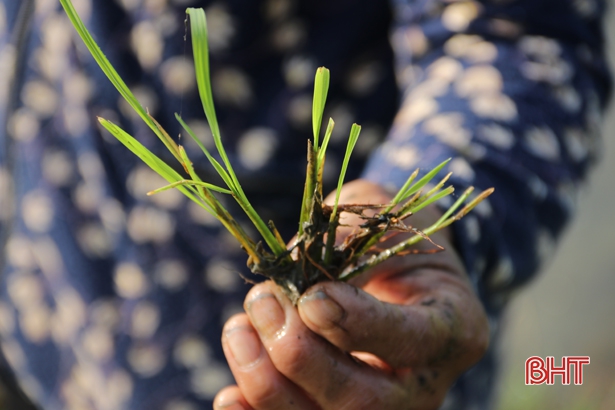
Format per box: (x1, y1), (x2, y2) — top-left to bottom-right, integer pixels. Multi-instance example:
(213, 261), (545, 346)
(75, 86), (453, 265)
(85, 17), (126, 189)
(0, 0), (610, 409)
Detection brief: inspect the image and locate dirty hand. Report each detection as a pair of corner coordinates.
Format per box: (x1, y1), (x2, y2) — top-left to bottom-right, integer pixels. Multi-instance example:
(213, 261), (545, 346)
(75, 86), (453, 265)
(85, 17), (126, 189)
(214, 180), (489, 410)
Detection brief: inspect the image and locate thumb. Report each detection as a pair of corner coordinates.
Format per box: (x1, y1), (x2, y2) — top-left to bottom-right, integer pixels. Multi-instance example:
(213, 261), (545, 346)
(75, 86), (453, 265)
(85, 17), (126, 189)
(297, 281), (455, 369)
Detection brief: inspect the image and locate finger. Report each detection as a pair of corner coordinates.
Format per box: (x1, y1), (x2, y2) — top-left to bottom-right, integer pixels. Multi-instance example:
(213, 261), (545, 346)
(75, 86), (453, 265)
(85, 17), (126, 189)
(324, 179), (393, 240)
(214, 385), (253, 410)
(221, 313), (317, 410)
(297, 280), (471, 370)
(245, 281), (406, 409)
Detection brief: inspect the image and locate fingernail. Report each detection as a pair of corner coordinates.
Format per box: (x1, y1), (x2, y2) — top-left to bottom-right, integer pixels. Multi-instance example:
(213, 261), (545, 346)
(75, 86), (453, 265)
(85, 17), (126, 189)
(299, 289), (345, 330)
(216, 402), (246, 410)
(225, 326), (262, 368)
(246, 293), (286, 339)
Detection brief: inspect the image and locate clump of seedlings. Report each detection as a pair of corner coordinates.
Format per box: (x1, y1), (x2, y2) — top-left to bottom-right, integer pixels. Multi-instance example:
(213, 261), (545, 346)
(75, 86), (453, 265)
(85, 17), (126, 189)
(60, 2), (493, 304)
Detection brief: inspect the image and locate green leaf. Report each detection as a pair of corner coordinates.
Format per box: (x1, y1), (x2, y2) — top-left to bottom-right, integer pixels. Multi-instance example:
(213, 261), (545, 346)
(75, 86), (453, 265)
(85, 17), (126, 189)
(407, 186), (455, 214)
(400, 158), (451, 200)
(324, 123), (361, 264)
(148, 179), (233, 196)
(331, 123), (361, 217)
(185, 9), (245, 197)
(299, 68), (331, 236)
(434, 186), (475, 227)
(98, 118), (206, 206)
(399, 172), (452, 215)
(59, 0), (183, 165)
(312, 67), (330, 150)
(317, 118), (335, 168)
(186, 8), (286, 257)
(175, 114), (236, 191)
(186, 8), (239, 189)
(384, 168), (419, 213)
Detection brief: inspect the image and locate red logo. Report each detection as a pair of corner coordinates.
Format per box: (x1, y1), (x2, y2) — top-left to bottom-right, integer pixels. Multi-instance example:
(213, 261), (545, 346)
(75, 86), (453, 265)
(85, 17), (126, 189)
(525, 356), (590, 385)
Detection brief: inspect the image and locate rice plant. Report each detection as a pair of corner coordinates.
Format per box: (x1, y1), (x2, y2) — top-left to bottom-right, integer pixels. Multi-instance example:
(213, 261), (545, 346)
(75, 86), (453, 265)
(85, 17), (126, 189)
(60, 1), (493, 303)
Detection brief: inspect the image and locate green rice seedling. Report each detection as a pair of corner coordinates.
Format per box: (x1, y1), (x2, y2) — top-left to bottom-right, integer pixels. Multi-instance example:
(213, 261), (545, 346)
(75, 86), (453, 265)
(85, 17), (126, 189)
(60, 1), (493, 303)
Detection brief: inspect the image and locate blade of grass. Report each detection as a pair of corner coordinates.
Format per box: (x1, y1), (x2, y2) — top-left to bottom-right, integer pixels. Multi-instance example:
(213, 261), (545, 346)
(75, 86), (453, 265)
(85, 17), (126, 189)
(383, 168), (419, 213)
(386, 159), (451, 215)
(345, 186), (494, 280)
(316, 118), (335, 170)
(97, 119), (253, 249)
(175, 114), (236, 191)
(331, 124), (361, 219)
(186, 8), (286, 257)
(401, 158), (451, 200)
(176, 145), (262, 257)
(180, 140), (284, 258)
(348, 185), (455, 256)
(338, 187), (470, 282)
(147, 180), (232, 195)
(98, 118), (192, 194)
(445, 188), (495, 224)
(399, 172), (452, 214)
(61, 0), (262, 258)
(312, 67), (330, 150)
(324, 123), (361, 264)
(298, 68), (331, 236)
(186, 8), (237, 187)
(407, 186), (455, 214)
(434, 186), (475, 227)
(59, 0), (183, 164)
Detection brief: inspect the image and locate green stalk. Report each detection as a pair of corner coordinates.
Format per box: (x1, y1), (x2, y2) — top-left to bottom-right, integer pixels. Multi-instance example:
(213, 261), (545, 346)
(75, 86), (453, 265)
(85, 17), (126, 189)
(299, 68), (331, 235)
(324, 124), (361, 264)
(340, 187), (493, 281)
(186, 9), (286, 256)
(298, 140), (317, 235)
(316, 118), (335, 173)
(186, 9), (235, 185)
(176, 114), (235, 191)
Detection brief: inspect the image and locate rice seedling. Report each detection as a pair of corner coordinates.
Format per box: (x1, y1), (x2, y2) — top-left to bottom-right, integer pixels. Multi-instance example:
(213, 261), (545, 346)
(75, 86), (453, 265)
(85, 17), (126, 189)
(60, 1), (493, 304)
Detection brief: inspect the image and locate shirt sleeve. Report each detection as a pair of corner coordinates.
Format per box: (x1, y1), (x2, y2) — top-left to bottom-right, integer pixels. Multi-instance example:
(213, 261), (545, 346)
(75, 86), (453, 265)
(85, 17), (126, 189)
(361, 0), (612, 314)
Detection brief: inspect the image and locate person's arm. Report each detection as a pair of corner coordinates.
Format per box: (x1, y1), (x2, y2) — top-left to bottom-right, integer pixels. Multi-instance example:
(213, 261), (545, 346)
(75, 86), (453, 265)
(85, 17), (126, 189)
(363, 0), (612, 315)
(213, 0), (611, 408)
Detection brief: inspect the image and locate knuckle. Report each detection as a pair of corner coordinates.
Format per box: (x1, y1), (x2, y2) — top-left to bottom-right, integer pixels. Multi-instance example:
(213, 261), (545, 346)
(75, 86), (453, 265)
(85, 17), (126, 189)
(272, 336), (313, 377)
(245, 376), (281, 408)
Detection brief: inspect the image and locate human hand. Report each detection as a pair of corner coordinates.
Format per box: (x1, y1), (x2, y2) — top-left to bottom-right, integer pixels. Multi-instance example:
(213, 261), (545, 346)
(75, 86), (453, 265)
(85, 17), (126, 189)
(214, 180), (489, 410)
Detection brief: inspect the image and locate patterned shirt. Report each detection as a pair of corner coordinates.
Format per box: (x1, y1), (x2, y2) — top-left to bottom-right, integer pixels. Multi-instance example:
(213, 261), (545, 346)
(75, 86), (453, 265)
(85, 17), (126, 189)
(0, 0), (610, 409)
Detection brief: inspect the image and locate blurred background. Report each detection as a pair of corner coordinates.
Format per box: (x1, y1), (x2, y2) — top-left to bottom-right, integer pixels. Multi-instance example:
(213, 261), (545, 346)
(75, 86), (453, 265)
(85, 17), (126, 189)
(495, 5), (615, 410)
(0, 1), (614, 409)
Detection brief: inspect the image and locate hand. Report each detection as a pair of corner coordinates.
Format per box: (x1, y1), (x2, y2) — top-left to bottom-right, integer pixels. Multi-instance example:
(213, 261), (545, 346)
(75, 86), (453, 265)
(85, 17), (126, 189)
(214, 180), (489, 410)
